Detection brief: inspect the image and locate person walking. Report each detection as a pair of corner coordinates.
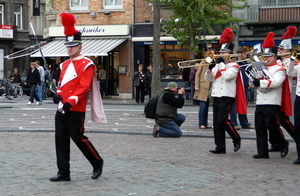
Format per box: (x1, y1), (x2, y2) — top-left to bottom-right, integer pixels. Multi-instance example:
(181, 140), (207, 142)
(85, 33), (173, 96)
(49, 13), (106, 182)
(134, 64), (146, 104)
(204, 28), (241, 154)
(251, 32), (289, 159)
(25, 62), (41, 105)
(35, 61), (45, 104)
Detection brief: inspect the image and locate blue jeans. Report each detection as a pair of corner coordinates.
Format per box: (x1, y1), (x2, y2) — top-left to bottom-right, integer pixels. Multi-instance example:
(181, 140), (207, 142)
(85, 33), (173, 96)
(159, 114), (185, 138)
(35, 81), (44, 102)
(198, 100), (209, 127)
(230, 100), (251, 128)
(29, 83), (40, 103)
(247, 87), (255, 102)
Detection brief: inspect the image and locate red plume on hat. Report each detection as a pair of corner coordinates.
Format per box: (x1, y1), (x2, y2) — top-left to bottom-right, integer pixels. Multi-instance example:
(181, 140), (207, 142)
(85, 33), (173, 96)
(219, 28), (234, 44)
(59, 13), (78, 37)
(282, 25), (297, 39)
(262, 32), (275, 48)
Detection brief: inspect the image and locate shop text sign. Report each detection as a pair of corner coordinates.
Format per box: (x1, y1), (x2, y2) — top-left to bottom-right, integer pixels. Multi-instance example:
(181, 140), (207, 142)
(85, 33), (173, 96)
(45, 25), (129, 37)
(0, 25), (13, 38)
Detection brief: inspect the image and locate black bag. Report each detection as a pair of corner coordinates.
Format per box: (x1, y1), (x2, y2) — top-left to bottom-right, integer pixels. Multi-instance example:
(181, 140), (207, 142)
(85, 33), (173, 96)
(144, 94), (161, 119)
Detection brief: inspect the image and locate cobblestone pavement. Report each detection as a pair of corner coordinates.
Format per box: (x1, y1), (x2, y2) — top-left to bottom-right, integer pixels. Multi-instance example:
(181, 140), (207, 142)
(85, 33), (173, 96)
(1, 132), (299, 196)
(0, 96), (299, 195)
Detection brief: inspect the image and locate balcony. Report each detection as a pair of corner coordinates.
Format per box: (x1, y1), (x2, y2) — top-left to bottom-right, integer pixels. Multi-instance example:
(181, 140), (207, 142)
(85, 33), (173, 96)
(240, 3), (300, 24)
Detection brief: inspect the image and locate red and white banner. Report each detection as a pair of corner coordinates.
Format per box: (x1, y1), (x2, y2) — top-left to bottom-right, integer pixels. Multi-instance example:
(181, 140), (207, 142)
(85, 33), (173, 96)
(0, 25), (13, 38)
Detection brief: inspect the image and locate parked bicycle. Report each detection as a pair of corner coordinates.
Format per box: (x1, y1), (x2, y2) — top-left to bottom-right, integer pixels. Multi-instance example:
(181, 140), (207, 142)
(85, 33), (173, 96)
(0, 79), (23, 100)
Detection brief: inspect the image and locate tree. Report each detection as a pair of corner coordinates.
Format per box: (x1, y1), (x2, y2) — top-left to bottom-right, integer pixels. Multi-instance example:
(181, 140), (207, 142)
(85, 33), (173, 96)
(152, 0), (162, 96)
(161, 0), (247, 59)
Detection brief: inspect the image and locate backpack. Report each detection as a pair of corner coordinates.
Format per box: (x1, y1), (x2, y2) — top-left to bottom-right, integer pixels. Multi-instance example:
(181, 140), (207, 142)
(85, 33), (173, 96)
(144, 94), (162, 119)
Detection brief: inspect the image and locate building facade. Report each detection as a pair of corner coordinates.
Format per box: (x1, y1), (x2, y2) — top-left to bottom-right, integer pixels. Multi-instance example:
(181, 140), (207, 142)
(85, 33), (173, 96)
(0, 0), (33, 78)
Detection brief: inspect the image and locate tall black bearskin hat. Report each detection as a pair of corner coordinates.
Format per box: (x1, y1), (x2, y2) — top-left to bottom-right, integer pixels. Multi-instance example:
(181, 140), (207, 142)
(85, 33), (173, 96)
(219, 28), (235, 53)
(262, 32), (278, 57)
(59, 13), (82, 47)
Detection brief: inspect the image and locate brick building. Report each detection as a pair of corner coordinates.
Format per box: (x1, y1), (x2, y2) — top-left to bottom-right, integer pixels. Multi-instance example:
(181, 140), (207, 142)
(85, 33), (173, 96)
(31, 0), (135, 98)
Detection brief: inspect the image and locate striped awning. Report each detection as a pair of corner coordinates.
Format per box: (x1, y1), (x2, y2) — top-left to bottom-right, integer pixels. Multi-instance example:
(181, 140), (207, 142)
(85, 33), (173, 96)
(30, 38), (126, 57)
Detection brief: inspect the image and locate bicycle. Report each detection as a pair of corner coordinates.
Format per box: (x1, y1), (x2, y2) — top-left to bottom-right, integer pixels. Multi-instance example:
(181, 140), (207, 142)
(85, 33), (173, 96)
(0, 79), (23, 101)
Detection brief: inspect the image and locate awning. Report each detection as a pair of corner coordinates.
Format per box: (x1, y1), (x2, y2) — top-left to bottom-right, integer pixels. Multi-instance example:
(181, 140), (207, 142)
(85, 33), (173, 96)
(30, 38), (126, 57)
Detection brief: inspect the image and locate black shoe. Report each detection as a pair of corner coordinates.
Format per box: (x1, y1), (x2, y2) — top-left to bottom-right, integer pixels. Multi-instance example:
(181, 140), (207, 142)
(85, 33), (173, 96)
(49, 174), (70, 182)
(293, 159), (300, 164)
(209, 149), (226, 154)
(253, 153), (269, 159)
(233, 138), (241, 152)
(269, 146), (281, 152)
(281, 140), (289, 158)
(92, 159), (104, 179)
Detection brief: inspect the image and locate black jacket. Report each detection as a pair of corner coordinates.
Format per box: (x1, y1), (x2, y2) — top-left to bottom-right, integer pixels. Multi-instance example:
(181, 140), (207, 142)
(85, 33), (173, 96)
(26, 68), (41, 85)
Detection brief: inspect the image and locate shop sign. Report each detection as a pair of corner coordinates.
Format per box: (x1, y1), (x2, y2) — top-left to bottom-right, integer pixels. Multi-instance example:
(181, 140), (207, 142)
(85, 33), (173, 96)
(45, 25), (130, 37)
(0, 25), (13, 38)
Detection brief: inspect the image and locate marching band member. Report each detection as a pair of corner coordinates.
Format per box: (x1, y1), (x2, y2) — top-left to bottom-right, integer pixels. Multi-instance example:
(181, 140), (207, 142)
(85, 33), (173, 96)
(286, 41), (300, 164)
(269, 25), (297, 152)
(49, 13), (107, 181)
(251, 32), (290, 159)
(205, 28), (242, 154)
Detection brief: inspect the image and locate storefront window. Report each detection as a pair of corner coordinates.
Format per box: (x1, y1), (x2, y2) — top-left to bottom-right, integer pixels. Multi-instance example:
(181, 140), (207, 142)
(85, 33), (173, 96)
(149, 44), (190, 77)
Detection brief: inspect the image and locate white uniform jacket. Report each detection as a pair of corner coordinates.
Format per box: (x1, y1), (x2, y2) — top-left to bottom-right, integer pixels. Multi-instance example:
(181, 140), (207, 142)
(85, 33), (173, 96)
(255, 63), (286, 105)
(278, 57), (294, 92)
(286, 60), (300, 96)
(204, 62), (239, 98)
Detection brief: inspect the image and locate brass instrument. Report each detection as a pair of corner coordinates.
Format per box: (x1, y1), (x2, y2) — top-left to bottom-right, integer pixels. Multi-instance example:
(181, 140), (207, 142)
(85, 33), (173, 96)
(177, 53), (241, 68)
(245, 51), (272, 93)
(277, 51), (300, 57)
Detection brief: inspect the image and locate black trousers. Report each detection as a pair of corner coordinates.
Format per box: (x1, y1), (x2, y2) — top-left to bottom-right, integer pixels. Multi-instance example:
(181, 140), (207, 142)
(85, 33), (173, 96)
(55, 111), (102, 175)
(135, 85), (145, 103)
(213, 97), (241, 150)
(255, 105), (286, 155)
(270, 111), (295, 147)
(294, 96), (300, 159)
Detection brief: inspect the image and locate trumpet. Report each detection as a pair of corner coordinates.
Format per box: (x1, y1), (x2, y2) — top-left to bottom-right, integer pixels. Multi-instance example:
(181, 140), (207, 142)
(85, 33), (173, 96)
(277, 51), (300, 57)
(177, 53), (241, 68)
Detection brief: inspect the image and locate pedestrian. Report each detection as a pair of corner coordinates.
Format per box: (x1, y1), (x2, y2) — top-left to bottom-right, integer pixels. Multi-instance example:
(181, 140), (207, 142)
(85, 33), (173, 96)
(189, 66), (200, 106)
(35, 61), (45, 104)
(229, 47), (255, 130)
(251, 32), (289, 159)
(182, 63), (191, 101)
(9, 68), (22, 83)
(194, 57), (212, 129)
(50, 63), (60, 86)
(49, 13), (106, 182)
(25, 62), (41, 105)
(134, 64), (146, 104)
(204, 28), (241, 154)
(98, 65), (108, 98)
(152, 82), (185, 138)
(146, 65), (153, 98)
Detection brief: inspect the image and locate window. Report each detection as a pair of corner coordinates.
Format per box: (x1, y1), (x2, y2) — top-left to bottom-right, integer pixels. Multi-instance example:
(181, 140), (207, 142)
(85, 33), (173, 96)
(70, 0), (88, 10)
(35, 4), (46, 35)
(14, 5), (22, 29)
(103, 0), (123, 9)
(0, 5), (3, 25)
(261, 0), (299, 6)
